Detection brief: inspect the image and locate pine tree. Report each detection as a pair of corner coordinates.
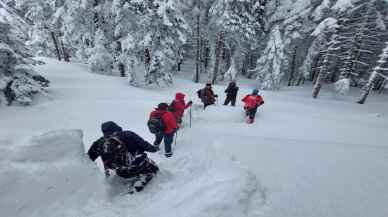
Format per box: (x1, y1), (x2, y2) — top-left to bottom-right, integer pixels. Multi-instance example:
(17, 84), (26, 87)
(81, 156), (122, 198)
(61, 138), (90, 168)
(249, 26), (286, 90)
(357, 42), (388, 104)
(0, 22), (49, 106)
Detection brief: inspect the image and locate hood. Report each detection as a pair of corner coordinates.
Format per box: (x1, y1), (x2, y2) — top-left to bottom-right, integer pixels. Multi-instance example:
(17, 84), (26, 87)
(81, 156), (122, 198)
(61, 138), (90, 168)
(175, 92), (185, 100)
(101, 121), (123, 136)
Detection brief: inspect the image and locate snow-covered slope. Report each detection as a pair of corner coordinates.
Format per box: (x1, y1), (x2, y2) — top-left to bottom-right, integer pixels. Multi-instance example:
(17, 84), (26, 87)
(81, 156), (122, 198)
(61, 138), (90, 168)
(0, 58), (388, 217)
(0, 58), (260, 217)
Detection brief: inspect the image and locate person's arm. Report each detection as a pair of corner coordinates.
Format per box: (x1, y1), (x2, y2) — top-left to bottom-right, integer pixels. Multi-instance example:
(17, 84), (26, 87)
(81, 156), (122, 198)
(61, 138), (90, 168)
(242, 95), (248, 102)
(123, 131), (158, 153)
(258, 96), (264, 106)
(87, 138), (103, 161)
(185, 100), (193, 109)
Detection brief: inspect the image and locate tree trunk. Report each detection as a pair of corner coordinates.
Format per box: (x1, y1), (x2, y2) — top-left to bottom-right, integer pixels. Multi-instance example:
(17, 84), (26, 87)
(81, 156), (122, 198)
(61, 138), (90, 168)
(212, 32), (223, 84)
(288, 45), (298, 86)
(378, 79), (387, 94)
(312, 54), (329, 98)
(59, 37), (70, 62)
(118, 62), (125, 77)
(194, 14), (200, 83)
(357, 71), (377, 104)
(51, 32), (61, 61)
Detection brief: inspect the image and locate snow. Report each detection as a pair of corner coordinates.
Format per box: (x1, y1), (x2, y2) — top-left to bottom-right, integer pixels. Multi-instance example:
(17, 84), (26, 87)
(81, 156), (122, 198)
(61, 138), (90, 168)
(311, 17), (338, 36)
(332, 0), (354, 12)
(1, 58), (388, 217)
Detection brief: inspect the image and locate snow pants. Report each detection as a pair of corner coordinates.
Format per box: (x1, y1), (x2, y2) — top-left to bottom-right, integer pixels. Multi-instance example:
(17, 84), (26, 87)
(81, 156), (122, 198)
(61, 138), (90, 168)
(154, 132), (174, 157)
(245, 106), (258, 120)
(224, 95), (237, 106)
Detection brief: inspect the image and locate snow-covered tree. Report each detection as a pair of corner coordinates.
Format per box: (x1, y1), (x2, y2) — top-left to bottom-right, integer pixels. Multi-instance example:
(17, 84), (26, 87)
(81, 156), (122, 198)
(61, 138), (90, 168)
(249, 26), (286, 90)
(357, 42), (388, 104)
(88, 30), (113, 75)
(0, 21), (49, 106)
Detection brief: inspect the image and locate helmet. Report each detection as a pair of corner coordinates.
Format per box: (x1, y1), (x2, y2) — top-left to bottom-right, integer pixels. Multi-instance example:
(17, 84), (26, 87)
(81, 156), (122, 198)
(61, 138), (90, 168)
(252, 88), (259, 95)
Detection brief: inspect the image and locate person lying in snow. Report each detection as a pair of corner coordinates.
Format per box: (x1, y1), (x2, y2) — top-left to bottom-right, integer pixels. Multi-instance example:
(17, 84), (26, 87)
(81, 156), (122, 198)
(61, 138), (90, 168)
(197, 82), (218, 109)
(169, 92), (192, 127)
(88, 121), (159, 193)
(148, 103), (178, 158)
(242, 89), (264, 124)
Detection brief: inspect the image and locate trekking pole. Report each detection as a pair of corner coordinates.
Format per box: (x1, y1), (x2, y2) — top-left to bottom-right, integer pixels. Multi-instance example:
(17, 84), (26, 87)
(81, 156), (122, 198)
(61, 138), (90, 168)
(189, 106), (192, 128)
(173, 129), (178, 152)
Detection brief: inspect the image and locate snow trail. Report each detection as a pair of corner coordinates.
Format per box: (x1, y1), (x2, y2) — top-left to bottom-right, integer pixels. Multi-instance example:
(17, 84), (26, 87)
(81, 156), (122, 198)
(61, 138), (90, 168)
(0, 58), (261, 217)
(1, 58), (388, 217)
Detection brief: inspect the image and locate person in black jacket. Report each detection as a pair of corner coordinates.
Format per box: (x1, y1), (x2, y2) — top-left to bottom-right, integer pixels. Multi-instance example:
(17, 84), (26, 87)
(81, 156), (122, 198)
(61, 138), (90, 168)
(88, 121), (159, 192)
(224, 81), (239, 106)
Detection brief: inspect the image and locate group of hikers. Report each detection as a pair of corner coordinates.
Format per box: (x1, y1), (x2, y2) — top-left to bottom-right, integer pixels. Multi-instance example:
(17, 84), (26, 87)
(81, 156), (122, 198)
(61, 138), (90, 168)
(87, 81), (264, 193)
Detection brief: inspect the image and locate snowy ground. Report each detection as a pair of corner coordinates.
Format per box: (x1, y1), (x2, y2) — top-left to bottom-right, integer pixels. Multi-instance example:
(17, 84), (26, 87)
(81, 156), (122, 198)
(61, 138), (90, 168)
(1, 58), (388, 217)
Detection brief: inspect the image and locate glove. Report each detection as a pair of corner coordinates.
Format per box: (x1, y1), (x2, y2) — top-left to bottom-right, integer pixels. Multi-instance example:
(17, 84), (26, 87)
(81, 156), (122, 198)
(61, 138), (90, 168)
(188, 100), (193, 105)
(214, 95), (218, 98)
(153, 145), (160, 152)
(105, 169), (110, 177)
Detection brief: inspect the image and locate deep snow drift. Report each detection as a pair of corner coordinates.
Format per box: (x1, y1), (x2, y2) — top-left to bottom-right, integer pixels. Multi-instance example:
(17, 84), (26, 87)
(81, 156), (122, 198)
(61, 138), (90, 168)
(1, 58), (388, 217)
(0, 128), (258, 217)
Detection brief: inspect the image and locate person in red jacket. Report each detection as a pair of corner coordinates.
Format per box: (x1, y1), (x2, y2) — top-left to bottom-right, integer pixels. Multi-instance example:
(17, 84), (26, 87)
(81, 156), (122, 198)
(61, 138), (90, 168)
(170, 92), (192, 126)
(149, 103), (177, 157)
(242, 88), (264, 124)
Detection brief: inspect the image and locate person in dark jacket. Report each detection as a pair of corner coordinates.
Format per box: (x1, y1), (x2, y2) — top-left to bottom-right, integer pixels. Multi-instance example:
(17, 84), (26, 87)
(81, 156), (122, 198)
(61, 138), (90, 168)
(149, 103), (177, 158)
(88, 121), (159, 192)
(223, 81), (239, 106)
(197, 83), (218, 109)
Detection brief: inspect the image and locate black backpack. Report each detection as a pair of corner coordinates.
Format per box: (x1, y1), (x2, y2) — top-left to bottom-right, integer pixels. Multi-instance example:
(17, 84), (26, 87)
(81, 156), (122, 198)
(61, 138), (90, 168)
(102, 136), (132, 169)
(168, 100), (175, 112)
(147, 114), (165, 134)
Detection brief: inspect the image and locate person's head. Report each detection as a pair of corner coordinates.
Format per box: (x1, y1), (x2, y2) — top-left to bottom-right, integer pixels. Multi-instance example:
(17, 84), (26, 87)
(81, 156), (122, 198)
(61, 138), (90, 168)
(206, 82), (212, 89)
(230, 81), (236, 87)
(252, 88), (259, 95)
(101, 121), (123, 137)
(157, 102), (169, 111)
(175, 92), (185, 100)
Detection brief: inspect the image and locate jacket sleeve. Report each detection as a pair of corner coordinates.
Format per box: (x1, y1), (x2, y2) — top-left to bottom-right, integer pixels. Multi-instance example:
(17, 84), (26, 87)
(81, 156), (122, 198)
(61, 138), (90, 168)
(258, 96), (264, 106)
(124, 131), (158, 153)
(88, 138), (104, 161)
(242, 95), (248, 102)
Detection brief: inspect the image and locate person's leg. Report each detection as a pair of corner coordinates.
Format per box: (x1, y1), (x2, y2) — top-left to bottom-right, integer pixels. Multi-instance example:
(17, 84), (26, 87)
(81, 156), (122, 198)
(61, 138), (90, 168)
(224, 96), (231, 105)
(164, 133), (174, 157)
(248, 107), (258, 123)
(154, 133), (163, 147)
(231, 95), (237, 106)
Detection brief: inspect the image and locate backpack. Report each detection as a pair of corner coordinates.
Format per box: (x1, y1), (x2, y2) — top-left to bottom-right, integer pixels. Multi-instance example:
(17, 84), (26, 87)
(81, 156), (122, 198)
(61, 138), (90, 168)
(147, 113), (165, 134)
(102, 135), (133, 169)
(197, 89), (203, 99)
(168, 101), (175, 112)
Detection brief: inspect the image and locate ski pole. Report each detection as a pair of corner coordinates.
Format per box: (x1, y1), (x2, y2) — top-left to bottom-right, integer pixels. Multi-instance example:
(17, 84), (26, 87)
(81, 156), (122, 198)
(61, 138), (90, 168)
(189, 106), (192, 128)
(173, 129), (178, 151)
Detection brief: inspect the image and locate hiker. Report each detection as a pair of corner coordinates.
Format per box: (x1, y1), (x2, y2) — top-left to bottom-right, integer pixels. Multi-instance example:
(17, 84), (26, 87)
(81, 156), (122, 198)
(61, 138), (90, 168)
(223, 81), (239, 106)
(197, 83), (218, 109)
(88, 121), (159, 192)
(242, 89), (264, 124)
(148, 103), (178, 157)
(169, 92), (192, 127)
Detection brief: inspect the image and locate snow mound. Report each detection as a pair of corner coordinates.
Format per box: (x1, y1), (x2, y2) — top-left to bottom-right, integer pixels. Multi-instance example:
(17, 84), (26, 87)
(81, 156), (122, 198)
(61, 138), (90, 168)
(0, 129), (259, 217)
(0, 130), (106, 217)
